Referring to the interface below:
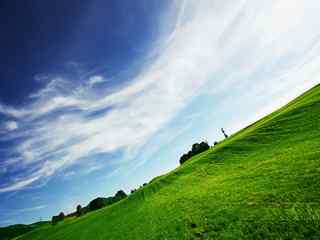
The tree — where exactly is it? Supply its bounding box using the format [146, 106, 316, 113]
[114, 190, 127, 200]
[76, 205, 82, 217]
[58, 212, 65, 220]
[89, 198, 107, 211]
[51, 216, 58, 226]
[192, 143, 201, 153]
[179, 141, 210, 165]
[187, 150, 193, 159]
[199, 141, 210, 152]
[179, 153, 189, 165]
[52, 212, 64, 226]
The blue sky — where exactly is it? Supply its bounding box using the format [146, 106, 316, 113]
[1, 0, 320, 226]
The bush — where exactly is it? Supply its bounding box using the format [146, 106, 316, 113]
[179, 141, 210, 165]
[180, 154, 189, 165]
[114, 190, 127, 200]
[59, 212, 65, 219]
[51, 212, 64, 226]
[51, 216, 58, 226]
[89, 198, 107, 211]
[192, 143, 201, 153]
[199, 142, 210, 152]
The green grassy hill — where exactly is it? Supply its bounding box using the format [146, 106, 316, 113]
[0, 224, 33, 240]
[0, 222, 50, 240]
[8, 84, 320, 239]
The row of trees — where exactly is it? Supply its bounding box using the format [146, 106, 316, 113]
[51, 130, 229, 225]
[179, 129, 230, 165]
[179, 141, 210, 164]
[88, 190, 127, 212]
[130, 182, 148, 194]
[51, 190, 127, 225]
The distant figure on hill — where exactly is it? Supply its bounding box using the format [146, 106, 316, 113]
[221, 128, 228, 139]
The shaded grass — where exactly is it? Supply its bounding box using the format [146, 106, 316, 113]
[10, 84, 320, 239]
[0, 222, 50, 240]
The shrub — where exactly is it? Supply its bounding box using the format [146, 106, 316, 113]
[199, 141, 210, 152]
[114, 190, 127, 200]
[89, 198, 107, 211]
[51, 212, 64, 226]
[192, 143, 201, 153]
[179, 141, 210, 165]
[51, 216, 58, 226]
[59, 212, 65, 219]
[179, 154, 189, 165]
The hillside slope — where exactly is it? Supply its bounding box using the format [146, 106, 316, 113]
[14, 84, 320, 239]
[0, 222, 50, 240]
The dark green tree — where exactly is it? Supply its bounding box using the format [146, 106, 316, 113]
[51, 212, 65, 226]
[89, 198, 107, 211]
[76, 205, 82, 217]
[179, 141, 210, 165]
[114, 190, 127, 200]
[179, 153, 189, 164]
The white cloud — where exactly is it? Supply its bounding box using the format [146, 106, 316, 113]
[22, 151, 35, 162]
[1, 0, 320, 192]
[5, 121, 18, 131]
[88, 75, 106, 86]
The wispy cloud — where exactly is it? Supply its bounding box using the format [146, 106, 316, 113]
[1, 0, 320, 193]
[0, 176, 41, 193]
[14, 205, 46, 213]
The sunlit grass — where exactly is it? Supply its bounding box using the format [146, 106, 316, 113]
[14, 84, 320, 239]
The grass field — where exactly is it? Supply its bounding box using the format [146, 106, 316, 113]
[5, 84, 320, 239]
